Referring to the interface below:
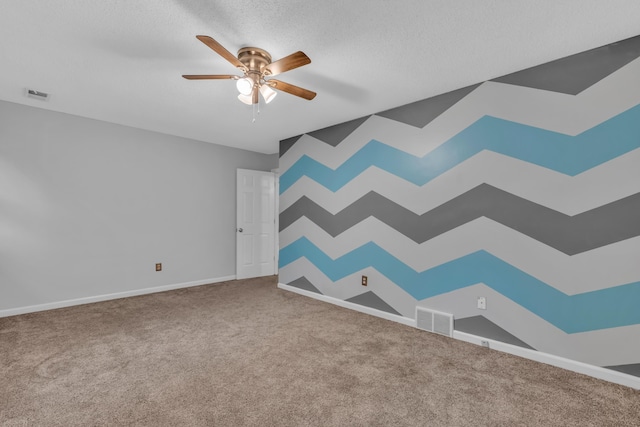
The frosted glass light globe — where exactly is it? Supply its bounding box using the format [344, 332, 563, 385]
[236, 77, 253, 96]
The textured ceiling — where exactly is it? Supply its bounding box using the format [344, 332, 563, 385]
[1, 1, 640, 154]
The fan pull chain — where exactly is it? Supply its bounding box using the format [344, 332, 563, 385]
[251, 91, 261, 123]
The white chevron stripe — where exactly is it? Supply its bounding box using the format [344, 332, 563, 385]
[280, 217, 640, 295]
[280, 148, 640, 216]
[280, 57, 640, 170]
[279, 258, 417, 318]
[422, 283, 640, 367]
[280, 261, 640, 367]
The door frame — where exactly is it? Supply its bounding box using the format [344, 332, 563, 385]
[235, 168, 279, 279]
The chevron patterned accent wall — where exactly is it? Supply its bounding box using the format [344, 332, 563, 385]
[278, 35, 640, 378]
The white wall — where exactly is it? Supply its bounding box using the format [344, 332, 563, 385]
[0, 100, 277, 312]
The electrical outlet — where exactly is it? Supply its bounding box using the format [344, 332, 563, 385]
[155, 263, 162, 272]
[477, 296, 486, 310]
[361, 275, 368, 286]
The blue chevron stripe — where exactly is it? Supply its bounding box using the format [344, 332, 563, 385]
[280, 103, 640, 193]
[279, 238, 640, 333]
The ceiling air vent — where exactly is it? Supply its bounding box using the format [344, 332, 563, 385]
[25, 88, 49, 101]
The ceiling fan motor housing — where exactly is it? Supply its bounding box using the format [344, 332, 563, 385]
[238, 47, 272, 84]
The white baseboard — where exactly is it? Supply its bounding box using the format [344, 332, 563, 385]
[278, 283, 640, 390]
[278, 283, 417, 327]
[0, 275, 236, 318]
[453, 331, 640, 390]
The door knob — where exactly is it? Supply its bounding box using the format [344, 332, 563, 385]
[237, 228, 243, 232]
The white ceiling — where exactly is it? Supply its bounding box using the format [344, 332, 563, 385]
[1, 1, 640, 154]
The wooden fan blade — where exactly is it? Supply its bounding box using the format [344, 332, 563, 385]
[182, 74, 238, 80]
[268, 79, 316, 100]
[263, 51, 310, 76]
[195, 35, 246, 71]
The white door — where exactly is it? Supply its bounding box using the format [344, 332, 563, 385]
[236, 169, 276, 279]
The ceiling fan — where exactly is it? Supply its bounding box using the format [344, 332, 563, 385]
[183, 35, 316, 105]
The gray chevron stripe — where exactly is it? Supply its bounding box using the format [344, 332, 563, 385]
[279, 36, 640, 152]
[605, 364, 640, 378]
[455, 316, 535, 350]
[492, 35, 640, 95]
[375, 84, 481, 128]
[307, 116, 371, 147]
[279, 135, 303, 157]
[279, 184, 640, 255]
[287, 276, 323, 294]
[345, 291, 401, 316]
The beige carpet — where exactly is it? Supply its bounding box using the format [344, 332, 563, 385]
[1, 276, 638, 426]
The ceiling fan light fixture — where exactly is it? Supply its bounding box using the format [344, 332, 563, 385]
[236, 77, 254, 95]
[184, 36, 315, 106]
[259, 84, 277, 104]
[237, 93, 253, 105]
